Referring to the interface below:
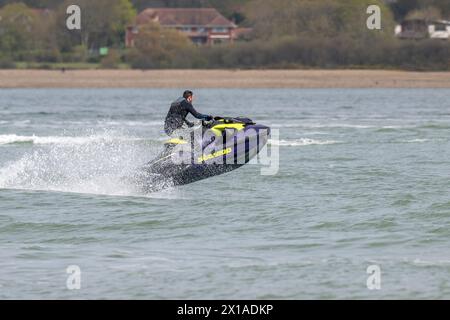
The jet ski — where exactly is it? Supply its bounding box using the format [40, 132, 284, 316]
[134, 116, 270, 192]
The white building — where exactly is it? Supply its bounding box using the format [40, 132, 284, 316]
[395, 19, 450, 40]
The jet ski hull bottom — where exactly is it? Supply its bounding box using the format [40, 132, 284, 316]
[135, 163, 243, 193]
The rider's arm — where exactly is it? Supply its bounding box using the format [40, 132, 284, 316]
[182, 100, 211, 120]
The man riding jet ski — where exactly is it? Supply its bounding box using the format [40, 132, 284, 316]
[132, 91, 271, 192]
[164, 90, 213, 136]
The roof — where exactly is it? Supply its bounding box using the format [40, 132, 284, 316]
[136, 8, 237, 28]
[30, 8, 52, 16]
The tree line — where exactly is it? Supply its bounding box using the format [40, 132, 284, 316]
[0, 0, 449, 70]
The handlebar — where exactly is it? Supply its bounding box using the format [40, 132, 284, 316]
[197, 116, 226, 128]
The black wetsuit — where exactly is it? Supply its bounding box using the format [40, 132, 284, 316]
[164, 97, 210, 135]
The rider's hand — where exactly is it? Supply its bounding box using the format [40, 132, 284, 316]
[206, 115, 213, 121]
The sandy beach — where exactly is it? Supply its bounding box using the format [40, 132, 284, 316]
[0, 69, 450, 88]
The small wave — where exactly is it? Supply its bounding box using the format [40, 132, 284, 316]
[96, 120, 162, 127]
[304, 124, 375, 129]
[269, 138, 340, 146]
[0, 120, 34, 126]
[0, 134, 146, 146]
[419, 123, 450, 130]
[305, 131, 329, 135]
[403, 139, 429, 143]
[271, 123, 378, 129]
[411, 258, 450, 267]
[271, 123, 304, 128]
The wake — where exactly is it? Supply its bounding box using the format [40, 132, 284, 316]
[0, 131, 169, 197]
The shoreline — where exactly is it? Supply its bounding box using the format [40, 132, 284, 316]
[1, 69, 450, 88]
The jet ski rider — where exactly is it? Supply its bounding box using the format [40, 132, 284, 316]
[164, 90, 213, 136]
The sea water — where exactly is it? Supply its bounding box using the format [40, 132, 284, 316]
[1, 88, 449, 299]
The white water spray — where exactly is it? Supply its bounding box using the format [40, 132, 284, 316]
[0, 131, 167, 196]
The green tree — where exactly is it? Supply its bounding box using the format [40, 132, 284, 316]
[406, 7, 442, 21]
[131, 0, 214, 11]
[245, 0, 395, 40]
[127, 22, 196, 68]
[0, 0, 61, 9]
[100, 49, 122, 68]
[390, 0, 450, 20]
[55, 0, 136, 52]
[0, 3, 39, 59]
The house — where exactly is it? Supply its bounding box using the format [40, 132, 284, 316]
[428, 20, 450, 39]
[126, 8, 238, 47]
[395, 19, 450, 40]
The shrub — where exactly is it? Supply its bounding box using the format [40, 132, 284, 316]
[0, 57, 17, 69]
[100, 49, 122, 69]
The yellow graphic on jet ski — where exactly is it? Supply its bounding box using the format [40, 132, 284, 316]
[198, 148, 232, 162]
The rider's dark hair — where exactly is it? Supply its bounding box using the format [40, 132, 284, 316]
[183, 90, 193, 99]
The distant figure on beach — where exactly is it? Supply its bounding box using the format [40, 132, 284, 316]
[164, 90, 212, 136]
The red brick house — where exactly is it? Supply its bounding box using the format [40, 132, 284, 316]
[126, 8, 238, 47]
